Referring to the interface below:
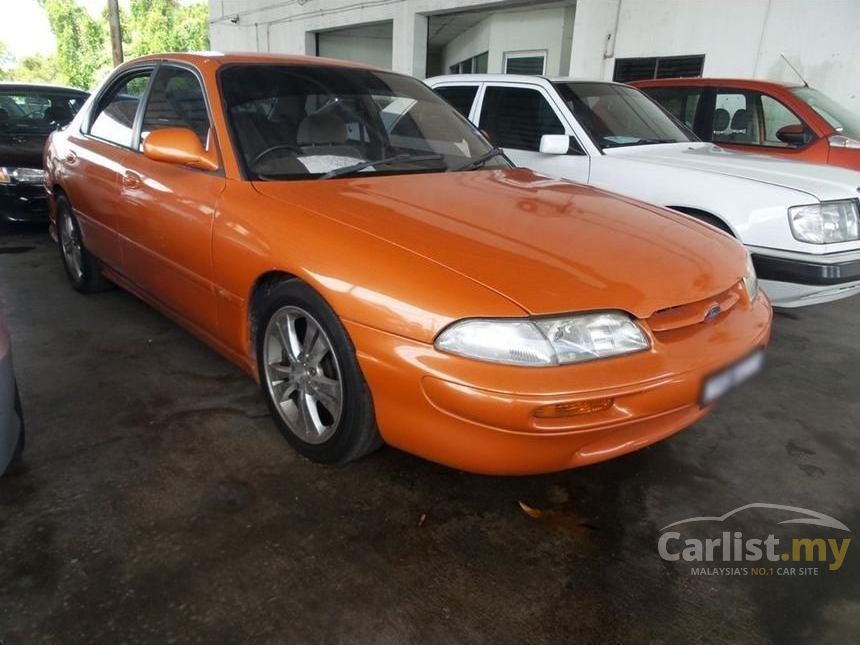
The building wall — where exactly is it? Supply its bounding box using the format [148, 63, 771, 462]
[209, 0, 513, 77]
[209, 0, 859, 111]
[441, 6, 570, 75]
[570, 0, 860, 112]
[317, 24, 394, 69]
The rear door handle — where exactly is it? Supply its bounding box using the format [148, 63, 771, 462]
[122, 171, 141, 189]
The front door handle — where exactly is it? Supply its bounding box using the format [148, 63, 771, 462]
[63, 151, 77, 164]
[122, 171, 141, 189]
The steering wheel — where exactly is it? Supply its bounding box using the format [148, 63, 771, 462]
[251, 143, 303, 167]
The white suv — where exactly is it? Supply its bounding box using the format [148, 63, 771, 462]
[427, 75, 860, 307]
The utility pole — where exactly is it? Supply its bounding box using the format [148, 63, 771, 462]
[107, 0, 123, 66]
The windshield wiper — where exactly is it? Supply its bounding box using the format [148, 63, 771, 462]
[319, 153, 444, 180]
[450, 147, 506, 172]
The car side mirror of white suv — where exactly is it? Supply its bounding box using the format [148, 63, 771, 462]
[540, 134, 585, 156]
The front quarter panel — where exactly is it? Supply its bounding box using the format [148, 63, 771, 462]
[211, 181, 526, 364]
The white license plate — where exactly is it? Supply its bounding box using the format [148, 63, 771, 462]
[701, 350, 764, 405]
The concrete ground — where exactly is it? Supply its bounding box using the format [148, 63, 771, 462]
[0, 228, 857, 645]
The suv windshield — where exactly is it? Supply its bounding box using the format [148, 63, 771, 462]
[0, 88, 86, 134]
[791, 87, 860, 140]
[553, 82, 696, 149]
[221, 65, 506, 180]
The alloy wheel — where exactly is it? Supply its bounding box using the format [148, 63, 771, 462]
[263, 305, 344, 444]
[60, 210, 83, 283]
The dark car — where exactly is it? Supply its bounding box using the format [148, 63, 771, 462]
[0, 83, 87, 224]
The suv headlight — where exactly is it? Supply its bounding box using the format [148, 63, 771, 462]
[742, 253, 758, 302]
[434, 311, 650, 367]
[788, 200, 859, 244]
[0, 167, 46, 185]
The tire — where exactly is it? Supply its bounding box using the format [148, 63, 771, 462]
[255, 280, 382, 464]
[56, 195, 110, 293]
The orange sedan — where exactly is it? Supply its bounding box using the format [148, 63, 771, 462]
[45, 53, 772, 475]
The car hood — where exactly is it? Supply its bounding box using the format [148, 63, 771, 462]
[254, 168, 747, 319]
[605, 142, 860, 201]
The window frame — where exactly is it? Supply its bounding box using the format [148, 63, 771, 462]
[708, 86, 817, 152]
[136, 61, 221, 169]
[473, 80, 586, 154]
[85, 61, 221, 173]
[83, 64, 157, 151]
[502, 50, 547, 75]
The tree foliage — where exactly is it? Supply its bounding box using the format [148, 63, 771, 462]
[43, 0, 109, 88]
[3, 1, 209, 89]
[125, 0, 209, 58]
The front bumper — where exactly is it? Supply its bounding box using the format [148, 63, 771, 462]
[0, 183, 50, 223]
[751, 247, 860, 307]
[345, 294, 772, 475]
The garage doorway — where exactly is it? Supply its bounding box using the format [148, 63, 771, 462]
[315, 21, 393, 69]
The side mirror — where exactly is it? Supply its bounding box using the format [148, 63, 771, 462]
[539, 134, 585, 155]
[143, 127, 218, 171]
[776, 124, 810, 147]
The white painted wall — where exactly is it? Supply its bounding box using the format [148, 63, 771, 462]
[440, 6, 570, 74]
[209, 0, 513, 77]
[209, 0, 860, 111]
[569, 0, 860, 112]
[317, 24, 393, 69]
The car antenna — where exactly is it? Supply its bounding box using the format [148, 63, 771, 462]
[780, 54, 809, 87]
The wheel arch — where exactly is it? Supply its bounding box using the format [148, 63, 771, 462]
[247, 269, 300, 362]
[667, 205, 738, 238]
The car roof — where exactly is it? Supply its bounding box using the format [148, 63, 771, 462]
[428, 73, 628, 87]
[631, 77, 804, 89]
[0, 81, 88, 94]
[129, 51, 383, 71]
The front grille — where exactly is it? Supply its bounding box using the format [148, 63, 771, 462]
[647, 282, 744, 333]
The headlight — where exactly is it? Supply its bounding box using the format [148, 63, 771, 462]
[742, 253, 759, 302]
[788, 200, 859, 244]
[434, 311, 650, 367]
[0, 167, 46, 185]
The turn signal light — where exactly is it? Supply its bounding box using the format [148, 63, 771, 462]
[533, 397, 615, 419]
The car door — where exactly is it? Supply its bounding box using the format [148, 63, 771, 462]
[707, 88, 820, 162]
[475, 82, 590, 183]
[117, 63, 225, 336]
[64, 66, 155, 270]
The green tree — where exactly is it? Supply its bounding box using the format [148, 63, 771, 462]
[12, 54, 62, 84]
[125, 0, 209, 57]
[43, 0, 109, 88]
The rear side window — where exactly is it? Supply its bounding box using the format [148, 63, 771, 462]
[140, 66, 210, 148]
[642, 87, 702, 129]
[89, 70, 152, 147]
[712, 90, 760, 144]
[479, 86, 564, 151]
[434, 85, 478, 118]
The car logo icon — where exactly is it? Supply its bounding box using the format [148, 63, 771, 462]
[704, 304, 721, 322]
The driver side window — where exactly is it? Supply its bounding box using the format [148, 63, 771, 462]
[479, 86, 565, 151]
[89, 69, 153, 148]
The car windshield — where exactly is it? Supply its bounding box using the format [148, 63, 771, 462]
[791, 87, 860, 140]
[221, 65, 507, 180]
[0, 88, 86, 134]
[553, 82, 696, 149]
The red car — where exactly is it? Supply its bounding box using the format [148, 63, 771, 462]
[632, 78, 860, 171]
